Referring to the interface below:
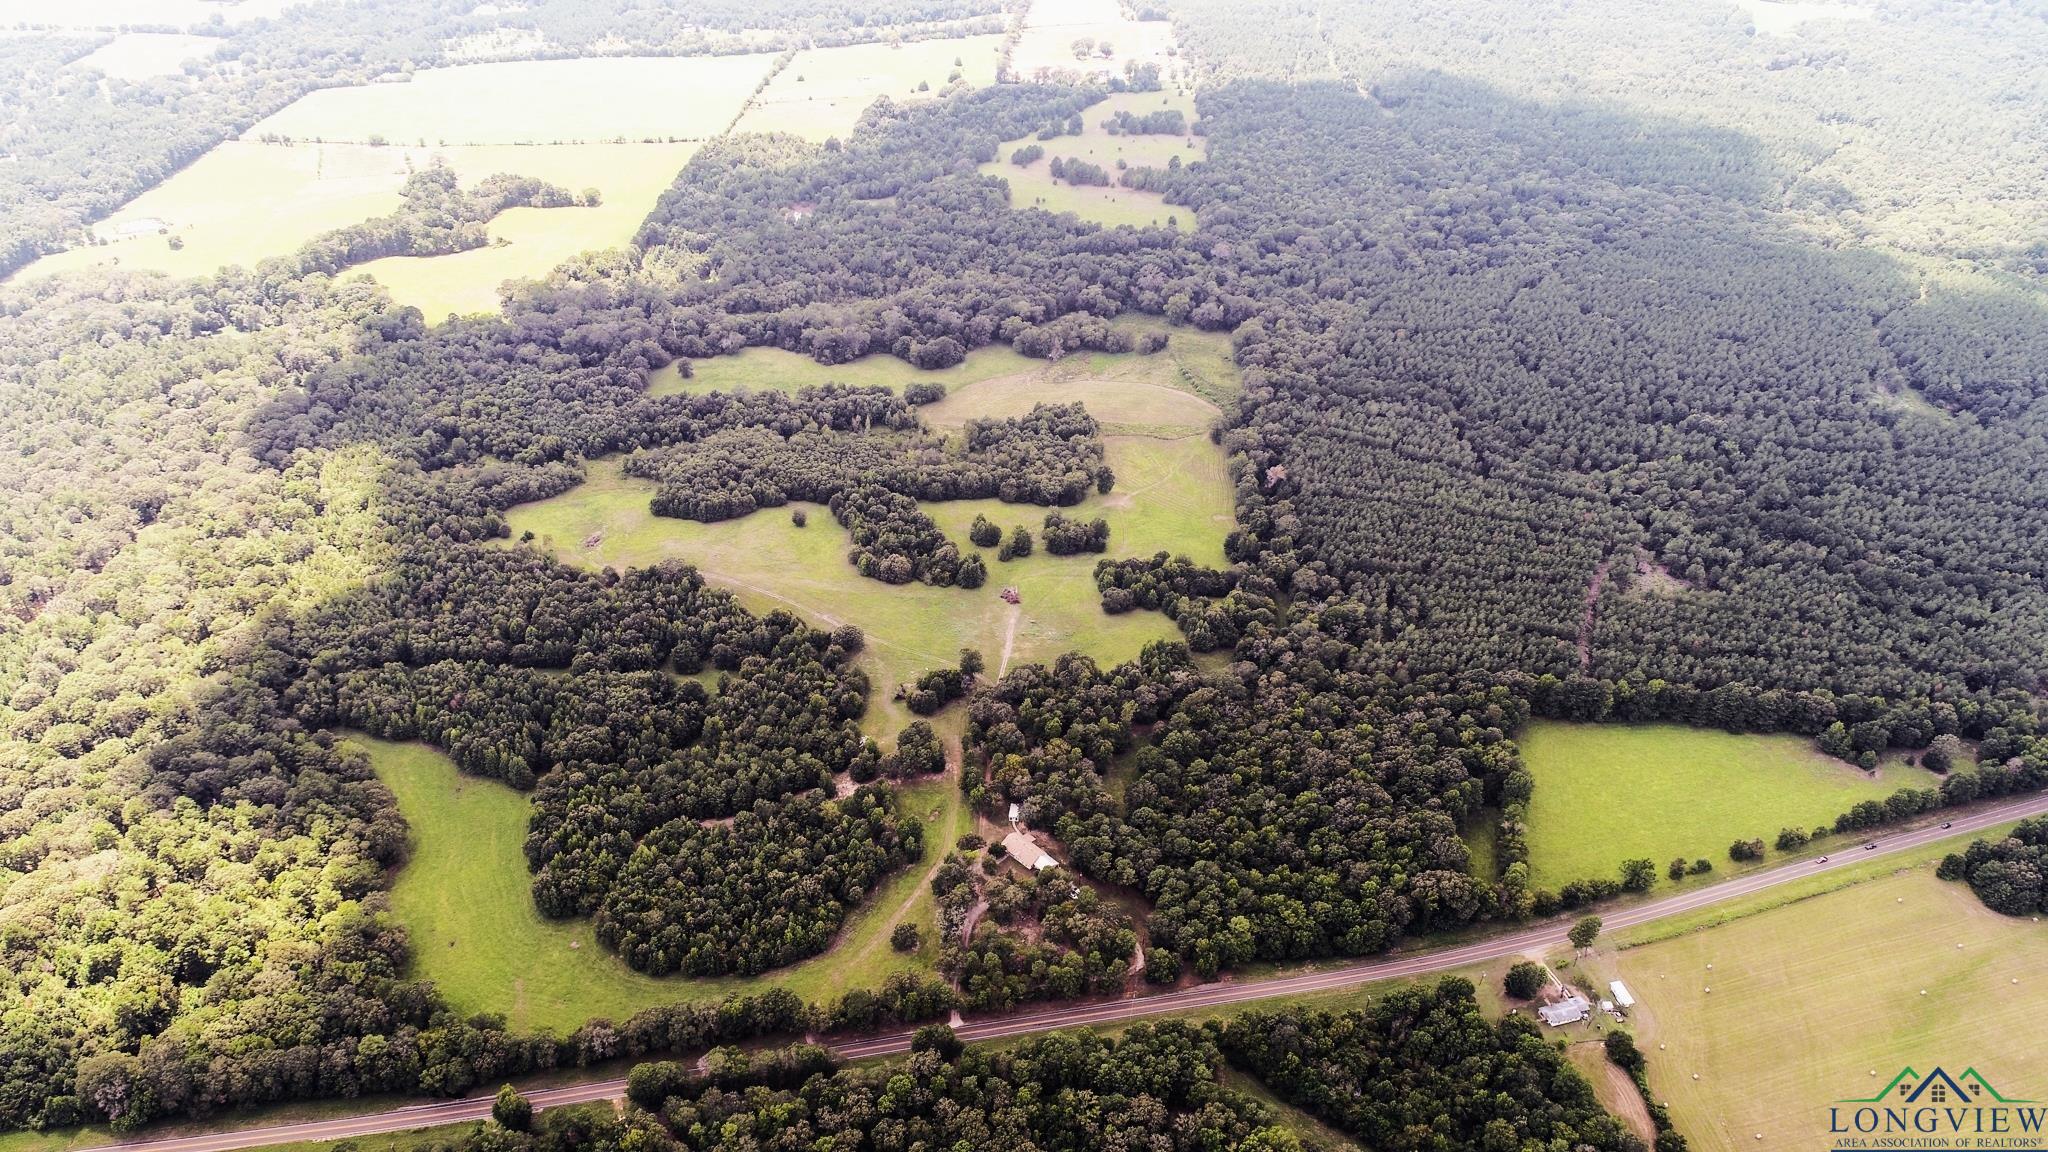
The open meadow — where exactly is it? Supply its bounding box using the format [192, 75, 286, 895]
[1008, 0, 1180, 84]
[1519, 720, 1942, 889]
[980, 89, 1203, 229]
[733, 34, 1005, 141]
[1592, 869, 2048, 1151]
[68, 33, 220, 80]
[244, 55, 776, 146]
[515, 338, 1234, 735]
[352, 733, 973, 1034]
[0, 0, 323, 25]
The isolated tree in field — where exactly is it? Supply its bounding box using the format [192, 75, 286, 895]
[1568, 916, 1603, 951]
[890, 923, 921, 952]
[957, 553, 987, 588]
[492, 1085, 531, 1131]
[959, 648, 984, 676]
[1668, 857, 1688, 882]
[1729, 838, 1765, 861]
[1690, 859, 1714, 875]
[1503, 961, 1547, 999]
[1620, 858, 1656, 892]
[790, 507, 807, 527]
[969, 514, 1001, 547]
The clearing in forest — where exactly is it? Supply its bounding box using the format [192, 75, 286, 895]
[68, 33, 221, 80]
[1519, 721, 1942, 889]
[18, 141, 691, 293]
[1593, 869, 2048, 1152]
[244, 54, 777, 145]
[981, 89, 1204, 230]
[733, 34, 1006, 141]
[511, 335, 1236, 736]
[1008, 0, 1180, 84]
[353, 732, 973, 1033]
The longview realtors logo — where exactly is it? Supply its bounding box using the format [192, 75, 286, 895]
[1828, 1067, 2046, 1150]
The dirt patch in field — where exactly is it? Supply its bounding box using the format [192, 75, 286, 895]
[1573, 1044, 1657, 1144]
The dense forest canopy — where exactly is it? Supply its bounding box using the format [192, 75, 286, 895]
[4, 0, 2048, 1139]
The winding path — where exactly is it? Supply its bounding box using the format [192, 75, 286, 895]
[74, 790, 2048, 1152]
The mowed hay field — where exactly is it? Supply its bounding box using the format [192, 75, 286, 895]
[734, 35, 1005, 141]
[512, 338, 1236, 735]
[1008, 0, 1179, 83]
[357, 142, 697, 317]
[245, 54, 776, 145]
[22, 141, 693, 310]
[1519, 721, 1940, 888]
[1597, 870, 2048, 1151]
[354, 733, 973, 1033]
[981, 90, 1203, 229]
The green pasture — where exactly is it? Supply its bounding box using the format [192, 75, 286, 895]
[359, 142, 698, 317]
[1519, 721, 1942, 889]
[245, 54, 776, 145]
[979, 90, 1203, 229]
[69, 32, 221, 80]
[1594, 869, 2048, 1152]
[352, 733, 972, 1034]
[735, 34, 1006, 141]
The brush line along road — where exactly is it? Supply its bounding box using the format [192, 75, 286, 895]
[79, 790, 2048, 1152]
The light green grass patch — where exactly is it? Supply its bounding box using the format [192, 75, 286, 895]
[649, 344, 1043, 397]
[246, 55, 777, 146]
[735, 34, 1006, 141]
[353, 733, 972, 1034]
[1519, 721, 1941, 890]
[1596, 870, 2048, 1152]
[358, 142, 698, 317]
[979, 90, 1202, 229]
[69, 32, 220, 79]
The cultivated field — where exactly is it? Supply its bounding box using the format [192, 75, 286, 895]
[69, 33, 220, 79]
[245, 54, 776, 145]
[980, 90, 1203, 229]
[354, 733, 973, 1033]
[1519, 721, 1939, 889]
[1596, 869, 2048, 1151]
[357, 142, 697, 316]
[734, 34, 1005, 141]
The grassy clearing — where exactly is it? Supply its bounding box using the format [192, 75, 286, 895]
[359, 143, 697, 317]
[353, 733, 973, 1033]
[1009, 0, 1181, 85]
[979, 89, 1203, 229]
[19, 141, 690, 286]
[735, 34, 1005, 141]
[1566, 1044, 1656, 1145]
[1519, 721, 1941, 889]
[1588, 870, 2048, 1152]
[246, 55, 776, 146]
[1217, 1068, 1366, 1151]
[69, 32, 220, 79]
[526, 341, 1235, 733]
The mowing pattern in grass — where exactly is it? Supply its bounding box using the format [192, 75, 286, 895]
[734, 35, 1006, 141]
[245, 55, 777, 145]
[1519, 720, 1938, 889]
[1604, 870, 2048, 1152]
[355, 733, 972, 1033]
[978, 90, 1203, 229]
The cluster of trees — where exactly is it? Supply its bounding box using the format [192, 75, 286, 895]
[295, 165, 581, 278]
[1221, 978, 1647, 1151]
[623, 1024, 1304, 1152]
[934, 862, 1139, 1010]
[968, 624, 1522, 980]
[1940, 819, 2048, 917]
[1102, 107, 1186, 135]
[1048, 156, 1112, 186]
[1039, 510, 1111, 555]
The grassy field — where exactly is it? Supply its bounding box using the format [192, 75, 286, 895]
[358, 143, 697, 317]
[18, 141, 691, 286]
[535, 339, 1237, 732]
[1009, 0, 1181, 85]
[735, 34, 1005, 141]
[246, 55, 776, 145]
[70, 32, 220, 79]
[354, 733, 973, 1033]
[980, 90, 1203, 229]
[0, 0, 319, 25]
[1519, 721, 1941, 889]
[1590, 869, 2048, 1152]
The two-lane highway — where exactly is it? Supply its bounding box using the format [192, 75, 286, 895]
[80, 790, 2048, 1152]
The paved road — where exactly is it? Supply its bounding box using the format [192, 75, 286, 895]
[83, 791, 2048, 1152]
